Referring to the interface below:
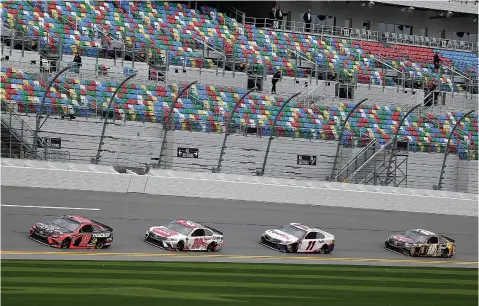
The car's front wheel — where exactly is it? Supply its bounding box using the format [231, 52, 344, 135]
[289, 243, 298, 253]
[95, 240, 105, 249]
[61, 237, 71, 249]
[318, 245, 328, 254]
[206, 242, 217, 252]
[402, 249, 411, 256]
[176, 241, 185, 251]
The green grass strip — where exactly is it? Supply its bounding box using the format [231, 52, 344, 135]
[2, 260, 477, 306]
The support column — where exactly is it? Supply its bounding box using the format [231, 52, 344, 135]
[158, 81, 198, 168]
[329, 98, 368, 181]
[214, 87, 257, 173]
[258, 91, 302, 176]
[92, 73, 137, 164]
[434, 110, 475, 191]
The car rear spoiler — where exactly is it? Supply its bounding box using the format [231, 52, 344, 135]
[441, 235, 455, 243]
[92, 220, 113, 232]
[203, 225, 223, 236]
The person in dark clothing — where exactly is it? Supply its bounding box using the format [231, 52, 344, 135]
[303, 9, 312, 32]
[276, 6, 283, 29]
[269, 5, 276, 28]
[433, 52, 441, 73]
[271, 70, 281, 94]
[73, 52, 82, 73]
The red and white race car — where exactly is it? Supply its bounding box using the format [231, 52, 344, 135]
[144, 219, 224, 252]
[260, 223, 335, 254]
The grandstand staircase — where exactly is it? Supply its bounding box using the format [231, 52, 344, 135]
[340, 137, 409, 187]
[0, 102, 41, 159]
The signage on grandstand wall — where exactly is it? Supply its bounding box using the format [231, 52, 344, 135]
[44, 151, 70, 161]
[297, 155, 317, 166]
[36, 137, 61, 149]
[177, 147, 199, 158]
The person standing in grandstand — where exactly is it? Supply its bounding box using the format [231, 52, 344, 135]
[269, 5, 277, 28]
[433, 52, 442, 73]
[73, 52, 82, 73]
[303, 9, 312, 32]
[276, 6, 283, 29]
[271, 70, 282, 94]
[101, 31, 111, 58]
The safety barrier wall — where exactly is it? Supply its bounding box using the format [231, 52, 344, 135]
[1, 158, 477, 217]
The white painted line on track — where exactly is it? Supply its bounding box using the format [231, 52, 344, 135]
[1, 204, 100, 211]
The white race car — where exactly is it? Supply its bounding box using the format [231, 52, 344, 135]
[145, 219, 224, 252]
[260, 223, 335, 254]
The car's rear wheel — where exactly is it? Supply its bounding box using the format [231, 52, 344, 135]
[207, 242, 217, 252]
[61, 238, 71, 249]
[441, 249, 450, 258]
[176, 241, 185, 251]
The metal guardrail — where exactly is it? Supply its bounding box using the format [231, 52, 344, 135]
[244, 17, 476, 53]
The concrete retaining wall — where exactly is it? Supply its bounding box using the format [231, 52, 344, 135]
[2, 158, 477, 217]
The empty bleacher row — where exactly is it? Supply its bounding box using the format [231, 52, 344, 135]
[1, 0, 477, 93]
[2, 65, 477, 161]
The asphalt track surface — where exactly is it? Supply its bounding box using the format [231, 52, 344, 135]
[1, 186, 478, 268]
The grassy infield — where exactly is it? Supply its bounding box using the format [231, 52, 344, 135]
[1, 260, 477, 306]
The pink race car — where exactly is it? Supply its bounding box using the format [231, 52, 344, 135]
[29, 215, 113, 249]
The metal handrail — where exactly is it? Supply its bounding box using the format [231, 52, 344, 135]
[335, 138, 379, 180]
[346, 138, 395, 181]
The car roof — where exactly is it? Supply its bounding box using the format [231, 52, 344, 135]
[62, 215, 92, 225]
[411, 229, 436, 236]
[174, 219, 202, 229]
[289, 223, 333, 236]
[290, 223, 319, 232]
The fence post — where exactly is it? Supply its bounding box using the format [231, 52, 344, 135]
[157, 81, 198, 168]
[384, 102, 422, 185]
[329, 98, 368, 181]
[33, 66, 71, 158]
[434, 110, 475, 191]
[257, 90, 302, 176]
[214, 87, 257, 173]
[91, 73, 136, 164]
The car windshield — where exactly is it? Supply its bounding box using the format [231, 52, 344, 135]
[50, 218, 80, 232]
[404, 231, 427, 243]
[278, 225, 307, 239]
[165, 222, 193, 236]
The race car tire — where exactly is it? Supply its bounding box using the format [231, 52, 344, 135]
[61, 237, 71, 249]
[318, 245, 328, 254]
[260, 236, 266, 244]
[402, 249, 411, 256]
[176, 241, 185, 251]
[95, 240, 105, 249]
[206, 242, 217, 252]
[441, 249, 450, 258]
[289, 243, 298, 253]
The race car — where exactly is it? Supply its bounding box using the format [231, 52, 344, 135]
[385, 228, 455, 257]
[260, 223, 335, 254]
[29, 215, 113, 249]
[144, 219, 224, 252]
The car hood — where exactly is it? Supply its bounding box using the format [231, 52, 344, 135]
[264, 229, 299, 243]
[390, 234, 415, 244]
[35, 221, 71, 236]
[150, 226, 183, 239]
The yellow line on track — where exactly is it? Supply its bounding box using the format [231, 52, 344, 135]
[1, 251, 477, 265]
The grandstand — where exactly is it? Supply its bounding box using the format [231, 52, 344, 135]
[1, 1, 477, 194]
